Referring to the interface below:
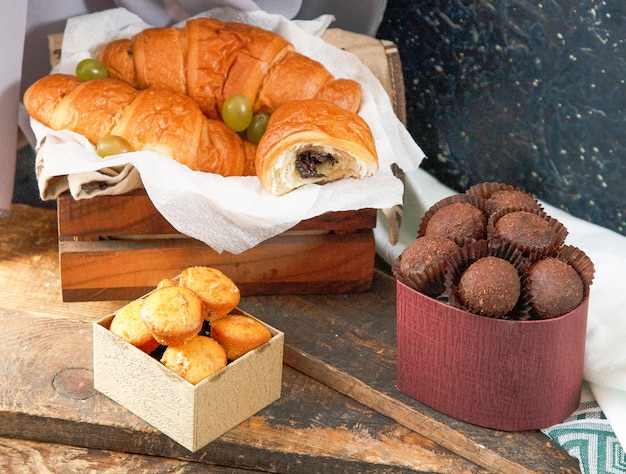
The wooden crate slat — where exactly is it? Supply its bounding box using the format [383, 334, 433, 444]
[59, 231, 375, 301]
[57, 190, 377, 239]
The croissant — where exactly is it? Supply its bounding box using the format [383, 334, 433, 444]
[255, 99, 378, 196]
[23, 74, 247, 176]
[97, 18, 362, 118]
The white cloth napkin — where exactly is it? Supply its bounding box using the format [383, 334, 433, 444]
[375, 166, 626, 449]
[32, 7, 424, 254]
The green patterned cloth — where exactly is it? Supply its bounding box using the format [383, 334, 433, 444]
[542, 384, 626, 473]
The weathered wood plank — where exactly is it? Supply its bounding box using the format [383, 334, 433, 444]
[0, 204, 579, 472]
[0, 437, 256, 474]
[0, 204, 486, 473]
[57, 189, 376, 238]
[239, 274, 582, 474]
[0, 312, 482, 473]
[58, 230, 375, 301]
[55, 188, 376, 301]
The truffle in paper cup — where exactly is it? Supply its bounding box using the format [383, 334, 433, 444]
[443, 239, 530, 320]
[392, 235, 460, 297]
[487, 208, 568, 259]
[466, 181, 543, 215]
[396, 279, 589, 431]
[417, 194, 488, 246]
[525, 245, 595, 319]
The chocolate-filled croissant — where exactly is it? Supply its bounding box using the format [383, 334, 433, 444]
[255, 99, 378, 196]
[98, 18, 362, 118]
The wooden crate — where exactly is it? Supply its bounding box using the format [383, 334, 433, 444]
[58, 189, 377, 301]
[51, 28, 402, 302]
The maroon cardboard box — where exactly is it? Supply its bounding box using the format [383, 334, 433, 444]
[396, 280, 588, 431]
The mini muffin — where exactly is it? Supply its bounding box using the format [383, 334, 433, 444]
[423, 201, 487, 244]
[109, 298, 159, 354]
[161, 335, 227, 385]
[211, 314, 272, 360]
[179, 266, 240, 322]
[526, 257, 584, 319]
[392, 235, 460, 296]
[140, 286, 204, 346]
[156, 278, 178, 289]
[456, 256, 521, 317]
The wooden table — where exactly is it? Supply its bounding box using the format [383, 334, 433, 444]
[0, 203, 581, 473]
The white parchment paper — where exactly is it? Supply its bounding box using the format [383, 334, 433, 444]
[32, 7, 424, 254]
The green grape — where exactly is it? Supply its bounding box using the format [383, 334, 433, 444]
[221, 94, 253, 132]
[246, 113, 270, 144]
[96, 135, 133, 157]
[76, 58, 109, 81]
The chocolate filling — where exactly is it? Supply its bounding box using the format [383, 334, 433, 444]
[295, 150, 337, 178]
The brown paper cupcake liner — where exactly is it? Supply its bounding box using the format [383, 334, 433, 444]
[392, 236, 461, 298]
[443, 240, 531, 320]
[556, 245, 596, 297]
[487, 208, 568, 259]
[524, 247, 593, 320]
[465, 182, 516, 199]
[525, 245, 595, 319]
[466, 182, 543, 216]
[417, 194, 489, 246]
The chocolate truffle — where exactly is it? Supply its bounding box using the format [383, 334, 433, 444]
[425, 202, 487, 243]
[492, 211, 559, 253]
[527, 258, 584, 318]
[394, 236, 460, 295]
[457, 256, 521, 316]
[486, 189, 541, 214]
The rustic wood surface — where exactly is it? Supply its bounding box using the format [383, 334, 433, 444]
[0, 204, 580, 473]
[57, 190, 377, 301]
[240, 282, 581, 474]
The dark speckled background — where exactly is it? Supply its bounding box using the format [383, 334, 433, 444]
[377, 0, 625, 235]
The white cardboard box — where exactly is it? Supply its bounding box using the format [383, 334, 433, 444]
[93, 310, 284, 452]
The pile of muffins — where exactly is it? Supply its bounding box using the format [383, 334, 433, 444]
[392, 182, 595, 320]
[109, 266, 272, 384]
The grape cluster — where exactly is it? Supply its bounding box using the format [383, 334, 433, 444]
[221, 94, 269, 144]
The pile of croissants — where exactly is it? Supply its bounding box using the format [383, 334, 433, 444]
[24, 18, 379, 196]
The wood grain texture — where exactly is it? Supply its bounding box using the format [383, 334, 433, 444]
[57, 189, 377, 238]
[0, 314, 482, 473]
[238, 274, 582, 474]
[0, 204, 487, 473]
[56, 189, 376, 301]
[0, 437, 257, 474]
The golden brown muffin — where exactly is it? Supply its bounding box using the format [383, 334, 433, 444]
[140, 286, 204, 346]
[161, 335, 227, 385]
[178, 266, 240, 323]
[109, 298, 159, 354]
[156, 278, 178, 289]
[210, 314, 272, 360]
